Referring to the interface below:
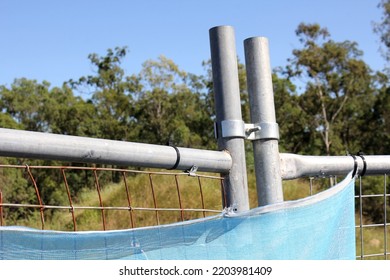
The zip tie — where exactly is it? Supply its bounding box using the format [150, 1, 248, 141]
[168, 144, 181, 170]
[350, 154, 358, 178]
[357, 151, 367, 177]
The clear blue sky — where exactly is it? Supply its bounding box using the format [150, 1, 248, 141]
[0, 0, 385, 88]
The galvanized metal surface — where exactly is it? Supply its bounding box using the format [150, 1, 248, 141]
[0, 128, 232, 173]
[220, 119, 246, 138]
[209, 25, 249, 212]
[280, 153, 390, 179]
[244, 36, 284, 206]
[245, 122, 279, 141]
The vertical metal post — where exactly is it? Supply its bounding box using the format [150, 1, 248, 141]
[209, 26, 249, 212]
[244, 37, 284, 206]
[384, 174, 388, 259]
[359, 176, 364, 259]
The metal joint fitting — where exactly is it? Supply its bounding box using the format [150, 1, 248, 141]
[245, 122, 280, 141]
[215, 120, 280, 141]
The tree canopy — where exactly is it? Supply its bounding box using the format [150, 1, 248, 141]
[374, 0, 390, 65]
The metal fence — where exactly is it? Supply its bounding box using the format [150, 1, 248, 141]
[355, 174, 389, 260]
[0, 25, 389, 260]
[0, 164, 388, 259]
[0, 164, 225, 231]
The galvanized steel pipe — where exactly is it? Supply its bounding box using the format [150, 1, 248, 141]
[0, 128, 232, 173]
[244, 36, 284, 206]
[280, 153, 390, 180]
[209, 26, 250, 212]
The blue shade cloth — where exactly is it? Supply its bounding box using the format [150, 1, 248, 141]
[0, 173, 355, 260]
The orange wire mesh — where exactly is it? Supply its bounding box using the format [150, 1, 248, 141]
[0, 164, 225, 231]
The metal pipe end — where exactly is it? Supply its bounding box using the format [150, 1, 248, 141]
[209, 25, 234, 32]
[244, 36, 269, 44]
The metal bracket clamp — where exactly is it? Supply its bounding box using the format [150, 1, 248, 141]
[215, 120, 279, 141]
[213, 120, 246, 139]
[245, 122, 280, 141]
[220, 120, 246, 138]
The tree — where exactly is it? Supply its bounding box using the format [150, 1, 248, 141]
[0, 78, 52, 131]
[358, 72, 390, 155]
[135, 56, 213, 148]
[271, 73, 308, 153]
[45, 85, 100, 137]
[285, 23, 373, 155]
[68, 47, 141, 141]
[374, 0, 390, 65]
[371, 0, 390, 154]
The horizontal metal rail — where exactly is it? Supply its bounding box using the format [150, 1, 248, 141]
[355, 223, 390, 228]
[356, 253, 390, 259]
[0, 203, 222, 213]
[0, 128, 232, 173]
[280, 153, 390, 180]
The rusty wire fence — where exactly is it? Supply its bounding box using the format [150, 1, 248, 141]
[0, 164, 225, 232]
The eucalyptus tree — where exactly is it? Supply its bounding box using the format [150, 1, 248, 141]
[374, 0, 390, 65]
[372, 0, 390, 154]
[68, 47, 141, 141]
[0, 78, 52, 131]
[285, 23, 373, 155]
[135, 55, 213, 148]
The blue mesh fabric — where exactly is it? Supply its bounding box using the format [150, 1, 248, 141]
[0, 173, 355, 260]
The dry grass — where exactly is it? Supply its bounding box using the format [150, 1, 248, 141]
[33, 171, 225, 231]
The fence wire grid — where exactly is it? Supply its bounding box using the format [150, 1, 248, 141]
[0, 164, 225, 232]
[355, 175, 389, 260]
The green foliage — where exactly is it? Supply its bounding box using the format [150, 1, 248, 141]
[0, 159, 35, 223]
[358, 73, 390, 155]
[374, 0, 390, 64]
[0, 79, 51, 131]
[68, 46, 140, 141]
[134, 56, 214, 148]
[284, 23, 374, 155]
